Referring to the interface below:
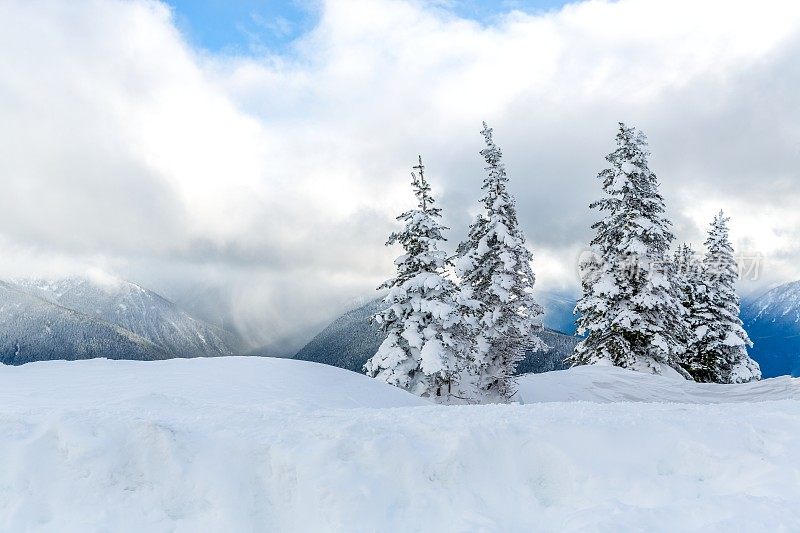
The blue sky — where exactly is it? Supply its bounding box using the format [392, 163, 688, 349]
[166, 0, 571, 54]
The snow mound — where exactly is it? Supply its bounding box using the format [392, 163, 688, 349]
[1, 358, 799, 532]
[517, 365, 800, 404]
[0, 357, 426, 411]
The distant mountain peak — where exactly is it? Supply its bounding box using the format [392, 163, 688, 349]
[749, 280, 800, 323]
[1, 276, 246, 365]
[741, 280, 800, 377]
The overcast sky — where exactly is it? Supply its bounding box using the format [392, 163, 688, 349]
[0, 0, 799, 353]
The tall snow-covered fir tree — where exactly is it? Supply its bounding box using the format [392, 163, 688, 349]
[686, 212, 761, 383]
[455, 122, 545, 403]
[364, 156, 466, 402]
[570, 123, 688, 376]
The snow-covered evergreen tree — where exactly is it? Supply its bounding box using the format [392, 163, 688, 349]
[672, 243, 704, 377]
[570, 123, 687, 376]
[455, 123, 545, 403]
[688, 212, 761, 383]
[364, 156, 466, 401]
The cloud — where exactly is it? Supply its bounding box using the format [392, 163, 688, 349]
[0, 0, 799, 351]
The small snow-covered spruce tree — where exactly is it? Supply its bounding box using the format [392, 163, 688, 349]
[570, 123, 688, 376]
[364, 156, 466, 402]
[673, 243, 705, 376]
[690, 212, 761, 383]
[455, 123, 545, 403]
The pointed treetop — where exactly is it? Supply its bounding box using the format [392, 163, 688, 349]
[707, 210, 732, 246]
[410, 154, 435, 213]
[616, 122, 633, 144]
[710, 211, 730, 242]
[481, 121, 493, 144]
[609, 122, 650, 167]
[480, 122, 502, 162]
[616, 121, 642, 141]
[479, 122, 508, 202]
[674, 242, 700, 280]
[704, 210, 736, 283]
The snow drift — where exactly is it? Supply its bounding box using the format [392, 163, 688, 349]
[1, 358, 798, 532]
[517, 364, 799, 404]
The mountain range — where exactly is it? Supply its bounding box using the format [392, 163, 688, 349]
[0, 276, 244, 364]
[3, 273, 799, 378]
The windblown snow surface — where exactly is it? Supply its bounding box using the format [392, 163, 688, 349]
[1, 358, 799, 532]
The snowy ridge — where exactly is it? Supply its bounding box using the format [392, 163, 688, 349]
[747, 280, 800, 322]
[741, 280, 800, 377]
[0, 358, 798, 531]
[0, 281, 171, 364]
[2, 276, 244, 364]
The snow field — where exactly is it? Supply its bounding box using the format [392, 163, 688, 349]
[517, 364, 800, 404]
[0, 357, 799, 532]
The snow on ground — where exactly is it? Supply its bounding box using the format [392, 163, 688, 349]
[517, 364, 800, 404]
[0, 357, 424, 412]
[1, 358, 799, 532]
